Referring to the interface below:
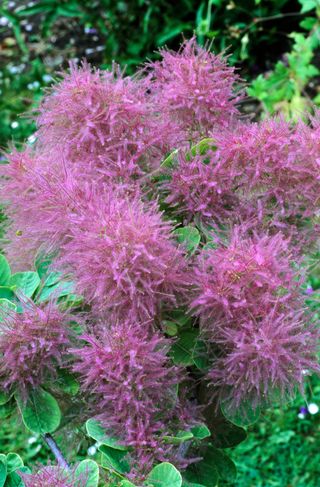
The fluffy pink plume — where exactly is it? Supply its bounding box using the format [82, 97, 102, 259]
[211, 117, 320, 245]
[36, 62, 177, 180]
[0, 299, 71, 398]
[192, 226, 299, 327]
[0, 38, 319, 465]
[147, 38, 242, 139]
[20, 465, 85, 487]
[58, 189, 190, 320]
[164, 148, 241, 224]
[72, 320, 187, 474]
[210, 309, 320, 411]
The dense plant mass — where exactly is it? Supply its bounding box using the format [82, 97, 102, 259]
[0, 38, 319, 486]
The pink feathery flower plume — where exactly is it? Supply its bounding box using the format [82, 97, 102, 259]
[19, 465, 86, 487]
[0, 299, 71, 399]
[36, 62, 177, 180]
[209, 309, 320, 412]
[191, 225, 300, 332]
[211, 117, 320, 248]
[72, 319, 186, 474]
[146, 38, 242, 141]
[58, 189, 190, 320]
[163, 148, 241, 224]
[1, 146, 140, 271]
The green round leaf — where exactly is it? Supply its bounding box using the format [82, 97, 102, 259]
[6, 454, 23, 474]
[205, 446, 237, 483]
[16, 388, 61, 434]
[221, 398, 261, 427]
[0, 255, 11, 286]
[9, 272, 40, 298]
[174, 227, 201, 254]
[211, 420, 247, 448]
[163, 430, 194, 445]
[184, 450, 219, 487]
[171, 329, 204, 367]
[56, 369, 79, 396]
[99, 445, 130, 474]
[146, 463, 182, 487]
[0, 455, 7, 487]
[0, 287, 15, 301]
[190, 424, 211, 440]
[5, 471, 25, 487]
[86, 419, 128, 451]
[75, 460, 99, 487]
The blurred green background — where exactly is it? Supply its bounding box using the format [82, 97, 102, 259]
[1, 1, 320, 486]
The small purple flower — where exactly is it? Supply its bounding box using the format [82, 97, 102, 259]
[299, 406, 308, 415]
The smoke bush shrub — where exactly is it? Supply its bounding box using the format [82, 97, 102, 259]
[0, 38, 319, 485]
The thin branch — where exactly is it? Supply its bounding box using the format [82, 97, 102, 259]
[43, 433, 70, 471]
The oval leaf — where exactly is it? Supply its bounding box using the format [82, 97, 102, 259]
[99, 446, 130, 474]
[190, 424, 211, 440]
[174, 227, 200, 254]
[86, 419, 128, 451]
[75, 460, 99, 487]
[0, 455, 7, 487]
[205, 446, 237, 483]
[0, 255, 11, 286]
[0, 287, 15, 301]
[211, 420, 247, 448]
[16, 388, 61, 434]
[221, 398, 261, 427]
[146, 462, 182, 487]
[10, 272, 40, 298]
[6, 453, 23, 474]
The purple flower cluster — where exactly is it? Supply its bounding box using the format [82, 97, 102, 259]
[20, 466, 84, 487]
[0, 38, 319, 476]
[0, 300, 71, 399]
[209, 310, 319, 411]
[72, 320, 185, 473]
[58, 189, 190, 320]
[163, 116, 320, 249]
[146, 38, 242, 138]
[191, 225, 319, 408]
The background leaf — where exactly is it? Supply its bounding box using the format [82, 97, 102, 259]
[16, 388, 61, 434]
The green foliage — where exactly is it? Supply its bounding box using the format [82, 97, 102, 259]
[9, 272, 40, 298]
[170, 328, 207, 369]
[86, 419, 128, 451]
[226, 376, 320, 487]
[74, 459, 99, 487]
[16, 388, 61, 434]
[221, 398, 261, 427]
[174, 226, 201, 254]
[0, 59, 52, 150]
[99, 445, 130, 475]
[0, 255, 11, 286]
[0, 453, 29, 487]
[146, 462, 182, 487]
[249, 2, 320, 118]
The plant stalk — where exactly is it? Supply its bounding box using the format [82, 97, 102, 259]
[43, 433, 70, 471]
